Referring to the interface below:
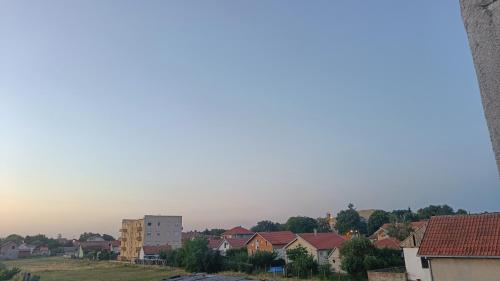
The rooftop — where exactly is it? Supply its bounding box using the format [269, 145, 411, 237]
[418, 213, 500, 257]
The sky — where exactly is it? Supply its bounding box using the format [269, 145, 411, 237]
[0, 1, 498, 239]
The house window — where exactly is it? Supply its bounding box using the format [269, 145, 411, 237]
[421, 257, 429, 269]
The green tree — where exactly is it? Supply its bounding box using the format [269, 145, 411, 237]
[316, 217, 331, 233]
[390, 208, 419, 222]
[367, 210, 390, 235]
[160, 248, 184, 267]
[201, 229, 226, 237]
[3, 234, 23, 244]
[0, 263, 20, 281]
[183, 237, 210, 272]
[79, 232, 101, 241]
[456, 209, 468, 215]
[386, 222, 412, 241]
[339, 237, 375, 277]
[286, 246, 318, 278]
[335, 204, 367, 235]
[285, 216, 318, 233]
[417, 205, 464, 219]
[251, 221, 283, 232]
[101, 234, 115, 241]
[248, 251, 277, 271]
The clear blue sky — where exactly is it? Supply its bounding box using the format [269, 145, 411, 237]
[1, 1, 498, 238]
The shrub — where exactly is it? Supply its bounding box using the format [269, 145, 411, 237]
[286, 246, 318, 278]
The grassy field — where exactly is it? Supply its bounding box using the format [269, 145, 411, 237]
[4, 257, 186, 281]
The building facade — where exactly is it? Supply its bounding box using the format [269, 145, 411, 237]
[418, 213, 500, 281]
[119, 215, 182, 261]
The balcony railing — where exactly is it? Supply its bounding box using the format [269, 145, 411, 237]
[136, 236, 142, 241]
[121, 247, 127, 251]
[120, 228, 128, 233]
[136, 227, 143, 232]
[121, 238, 127, 242]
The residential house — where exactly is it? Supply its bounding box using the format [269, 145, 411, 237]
[373, 237, 401, 250]
[87, 236, 105, 242]
[110, 240, 121, 254]
[217, 238, 248, 255]
[246, 231, 296, 259]
[327, 248, 344, 273]
[36, 246, 50, 256]
[370, 221, 427, 241]
[401, 222, 430, 281]
[208, 238, 222, 251]
[18, 243, 35, 258]
[74, 240, 113, 258]
[284, 232, 346, 268]
[61, 246, 77, 258]
[119, 215, 182, 261]
[417, 213, 500, 281]
[182, 231, 203, 244]
[139, 244, 171, 260]
[0, 241, 19, 259]
[221, 227, 254, 239]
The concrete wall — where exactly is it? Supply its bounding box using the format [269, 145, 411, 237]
[461, 0, 500, 175]
[367, 270, 406, 281]
[403, 248, 431, 281]
[430, 258, 500, 281]
[143, 215, 182, 249]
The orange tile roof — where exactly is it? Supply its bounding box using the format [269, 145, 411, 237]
[255, 231, 296, 247]
[297, 233, 346, 250]
[208, 238, 222, 249]
[223, 226, 254, 236]
[225, 238, 249, 249]
[374, 238, 401, 250]
[418, 213, 500, 257]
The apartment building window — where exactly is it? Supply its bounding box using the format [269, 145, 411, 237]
[147, 232, 151, 236]
[147, 222, 152, 226]
[157, 233, 160, 236]
[158, 222, 160, 226]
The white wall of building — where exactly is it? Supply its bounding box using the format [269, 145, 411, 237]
[403, 248, 431, 281]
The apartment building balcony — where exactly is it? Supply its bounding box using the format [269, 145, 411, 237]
[121, 247, 127, 251]
[121, 238, 127, 242]
[136, 236, 142, 241]
[136, 227, 143, 232]
[120, 228, 128, 233]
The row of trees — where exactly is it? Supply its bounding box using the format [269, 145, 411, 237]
[248, 204, 468, 238]
[159, 237, 281, 274]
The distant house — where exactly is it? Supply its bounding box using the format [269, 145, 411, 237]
[221, 227, 254, 239]
[87, 236, 105, 242]
[284, 232, 346, 268]
[417, 213, 500, 281]
[246, 231, 296, 259]
[74, 240, 112, 258]
[33, 246, 50, 256]
[401, 222, 430, 281]
[18, 243, 35, 258]
[208, 238, 222, 251]
[139, 244, 171, 260]
[217, 238, 248, 255]
[0, 241, 19, 259]
[61, 246, 77, 258]
[110, 240, 121, 254]
[373, 237, 401, 250]
[370, 221, 427, 241]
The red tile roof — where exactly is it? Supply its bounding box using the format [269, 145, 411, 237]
[110, 240, 121, 247]
[297, 233, 346, 250]
[208, 238, 222, 249]
[142, 245, 171, 255]
[418, 213, 500, 257]
[225, 238, 249, 249]
[222, 226, 254, 236]
[254, 231, 296, 247]
[374, 238, 401, 250]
